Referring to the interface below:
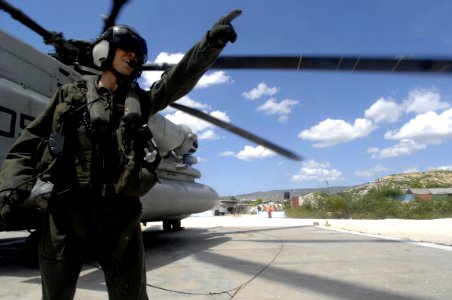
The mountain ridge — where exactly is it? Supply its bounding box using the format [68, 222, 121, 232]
[222, 170, 452, 202]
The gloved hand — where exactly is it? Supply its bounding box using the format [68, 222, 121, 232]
[207, 9, 242, 48]
[0, 204, 13, 225]
[0, 189, 26, 226]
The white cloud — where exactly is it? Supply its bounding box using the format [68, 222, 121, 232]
[256, 98, 298, 122]
[218, 145, 277, 161]
[177, 96, 211, 110]
[161, 96, 211, 114]
[196, 71, 231, 89]
[154, 52, 184, 64]
[164, 109, 230, 140]
[242, 83, 279, 100]
[196, 156, 209, 163]
[165, 110, 211, 132]
[364, 97, 402, 123]
[141, 71, 163, 87]
[140, 52, 231, 88]
[220, 151, 235, 157]
[402, 167, 419, 173]
[198, 129, 219, 140]
[210, 110, 230, 123]
[291, 160, 343, 182]
[362, 89, 451, 159]
[299, 118, 375, 147]
[235, 145, 276, 161]
[141, 52, 184, 87]
[355, 164, 391, 177]
[362, 88, 449, 125]
[384, 108, 452, 144]
[403, 88, 450, 114]
[429, 165, 452, 171]
[368, 139, 426, 158]
[277, 115, 289, 123]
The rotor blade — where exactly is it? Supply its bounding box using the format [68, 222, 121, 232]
[213, 56, 452, 73]
[0, 0, 53, 41]
[0, 0, 81, 56]
[142, 62, 173, 71]
[170, 103, 302, 161]
[142, 55, 452, 74]
[102, 0, 129, 32]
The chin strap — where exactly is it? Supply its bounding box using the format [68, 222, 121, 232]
[111, 67, 132, 84]
[110, 66, 141, 85]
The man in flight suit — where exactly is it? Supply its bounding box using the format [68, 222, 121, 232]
[0, 10, 241, 300]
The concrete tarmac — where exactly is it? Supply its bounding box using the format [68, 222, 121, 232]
[1, 215, 452, 299]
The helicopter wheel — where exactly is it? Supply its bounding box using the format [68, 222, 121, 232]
[162, 220, 184, 232]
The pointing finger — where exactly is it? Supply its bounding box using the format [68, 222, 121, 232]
[217, 9, 242, 25]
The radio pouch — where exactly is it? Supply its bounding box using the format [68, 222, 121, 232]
[113, 104, 161, 197]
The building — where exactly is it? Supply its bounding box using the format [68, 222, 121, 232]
[406, 188, 452, 201]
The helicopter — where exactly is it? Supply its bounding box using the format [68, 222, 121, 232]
[1, 0, 452, 236]
[0, 0, 306, 235]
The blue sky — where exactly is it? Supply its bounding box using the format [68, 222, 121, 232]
[2, 0, 452, 196]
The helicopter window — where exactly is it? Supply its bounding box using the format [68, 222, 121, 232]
[0, 106, 16, 138]
[19, 113, 35, 131]
[0, 106, 36, 138]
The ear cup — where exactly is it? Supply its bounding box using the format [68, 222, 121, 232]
[92, 40, 110, 68]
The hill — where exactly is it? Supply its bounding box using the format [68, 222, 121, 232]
[221, 186, 352, 203]
[222, 170, 452, 202]
[351, 170, 452, 194]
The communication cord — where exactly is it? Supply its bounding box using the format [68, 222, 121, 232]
[2, 159, 56, 203]
[145, 231, 285, 299]
[87, 231, 284, 298]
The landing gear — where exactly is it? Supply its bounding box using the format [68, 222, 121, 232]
[162, 220, 184, 232]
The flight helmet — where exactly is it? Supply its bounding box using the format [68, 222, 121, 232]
[92, 25, 148, 81]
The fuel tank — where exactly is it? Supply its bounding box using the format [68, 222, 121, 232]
[140, 178, 219, 221]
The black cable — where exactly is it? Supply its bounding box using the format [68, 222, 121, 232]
[85, 231, 284, 298]
[145, 231, 285, 298]
[3, 159, 57, 203]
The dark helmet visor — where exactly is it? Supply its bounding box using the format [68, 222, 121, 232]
[111, 26, 148, 65]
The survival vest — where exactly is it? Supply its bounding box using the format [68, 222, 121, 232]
[39, 77, 160, 198]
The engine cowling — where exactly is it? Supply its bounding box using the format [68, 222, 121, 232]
[148, 113, 198, 157]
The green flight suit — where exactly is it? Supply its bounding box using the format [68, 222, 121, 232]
[0, 33, 223, 300]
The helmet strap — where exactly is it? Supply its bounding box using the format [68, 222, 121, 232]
[111, 67, 133, 84]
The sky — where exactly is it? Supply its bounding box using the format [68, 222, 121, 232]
[2, 0, 452, 196]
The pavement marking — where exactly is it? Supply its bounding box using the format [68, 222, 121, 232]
[323, 226, 452, 252]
